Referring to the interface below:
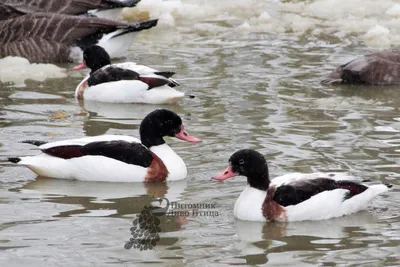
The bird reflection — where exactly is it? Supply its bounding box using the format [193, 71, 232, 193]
[78, 100, 185, 136]
[20, 177, 188, 239]
[234, 212, 378, 264]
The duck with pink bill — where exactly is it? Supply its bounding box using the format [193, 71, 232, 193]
[212, 149, 392, 222]
[8, 109, 201, 182]
[74, 45, 185, 104]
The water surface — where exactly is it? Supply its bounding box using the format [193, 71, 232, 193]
[1, 1, 399, 266]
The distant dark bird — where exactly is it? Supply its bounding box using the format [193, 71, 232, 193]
[0, 0, 141, 20]
[0, 13, 157, 63]
[322, 51, 400, 85]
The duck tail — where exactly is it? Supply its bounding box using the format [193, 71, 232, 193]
[385, 183, 393, 188]
[8, 157, 21, 164]
[167, 78, 180, 87]
[368, 184, 391, 195]
[112, 19, 158, 38]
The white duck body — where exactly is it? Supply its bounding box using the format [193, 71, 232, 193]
[14, 135, 187, 182]
[234, 184, 266, 221]
[234, 172, 389, 222]
[75, 62, 185, 104]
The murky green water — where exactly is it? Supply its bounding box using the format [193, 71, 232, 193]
[1, 7, 400, 267]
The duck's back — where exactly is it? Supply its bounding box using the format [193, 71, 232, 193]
[284, 184, 389, 221]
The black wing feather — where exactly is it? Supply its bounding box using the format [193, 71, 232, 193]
[88, 66, 140, 86]
[273, 178, 368, 207]
[81, 140, 153, 167]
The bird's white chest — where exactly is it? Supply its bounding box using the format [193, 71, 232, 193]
[150, 144, 187, 181]
[234, 185, 266, 221]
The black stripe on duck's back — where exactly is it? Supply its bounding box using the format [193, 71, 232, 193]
[81, 140, 153, 167]
[322, 51, 400, 85]
[273, 178, 368, 207]
[88, 66, 178, 89]
[88, 66, 140, 86]
[42, 140, 154, 168]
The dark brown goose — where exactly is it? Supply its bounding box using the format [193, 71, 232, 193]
[0, 0, 141, 20]
[0, 3, 24, 20]
[322, 51, 400, 85]
[0, 13, 157, 63]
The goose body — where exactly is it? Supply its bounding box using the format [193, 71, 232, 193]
[74, 46, 184, 104]
[0, 0, 141, 20]
[322, 51, 400, 85]
[0, 13, 157, 63]
[213, 149, 391, 222]
[86, 7, 126, 21]
[9, 109, 201, 182]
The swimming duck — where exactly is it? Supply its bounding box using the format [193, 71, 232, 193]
[0, 0, 141, 20]
[8, 109, 201, 182]
[212, 149, 391, 222]
[0, 13, 157, 63]
[322, 51, 400, 85]
[74, 45, 184, 104]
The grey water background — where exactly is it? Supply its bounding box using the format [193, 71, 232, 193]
[1, 4, 400, 267]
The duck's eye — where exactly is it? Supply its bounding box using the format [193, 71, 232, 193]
[239, 159, 244, 165]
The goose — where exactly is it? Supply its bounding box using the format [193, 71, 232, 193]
[74, 45, 184, 104]
[212, 149, 391, 222]
[8, 109, 201, 182]
[0, 13, 157, 63]
[0, 0, 141, 20]
[322, 51, 400, 85]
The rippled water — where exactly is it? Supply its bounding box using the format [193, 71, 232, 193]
[1, 1, 400, 266]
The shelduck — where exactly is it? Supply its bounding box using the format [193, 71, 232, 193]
[8, 109, 201, 182]
[212, 149, 391, 222]
[74, 45, 185, 104]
